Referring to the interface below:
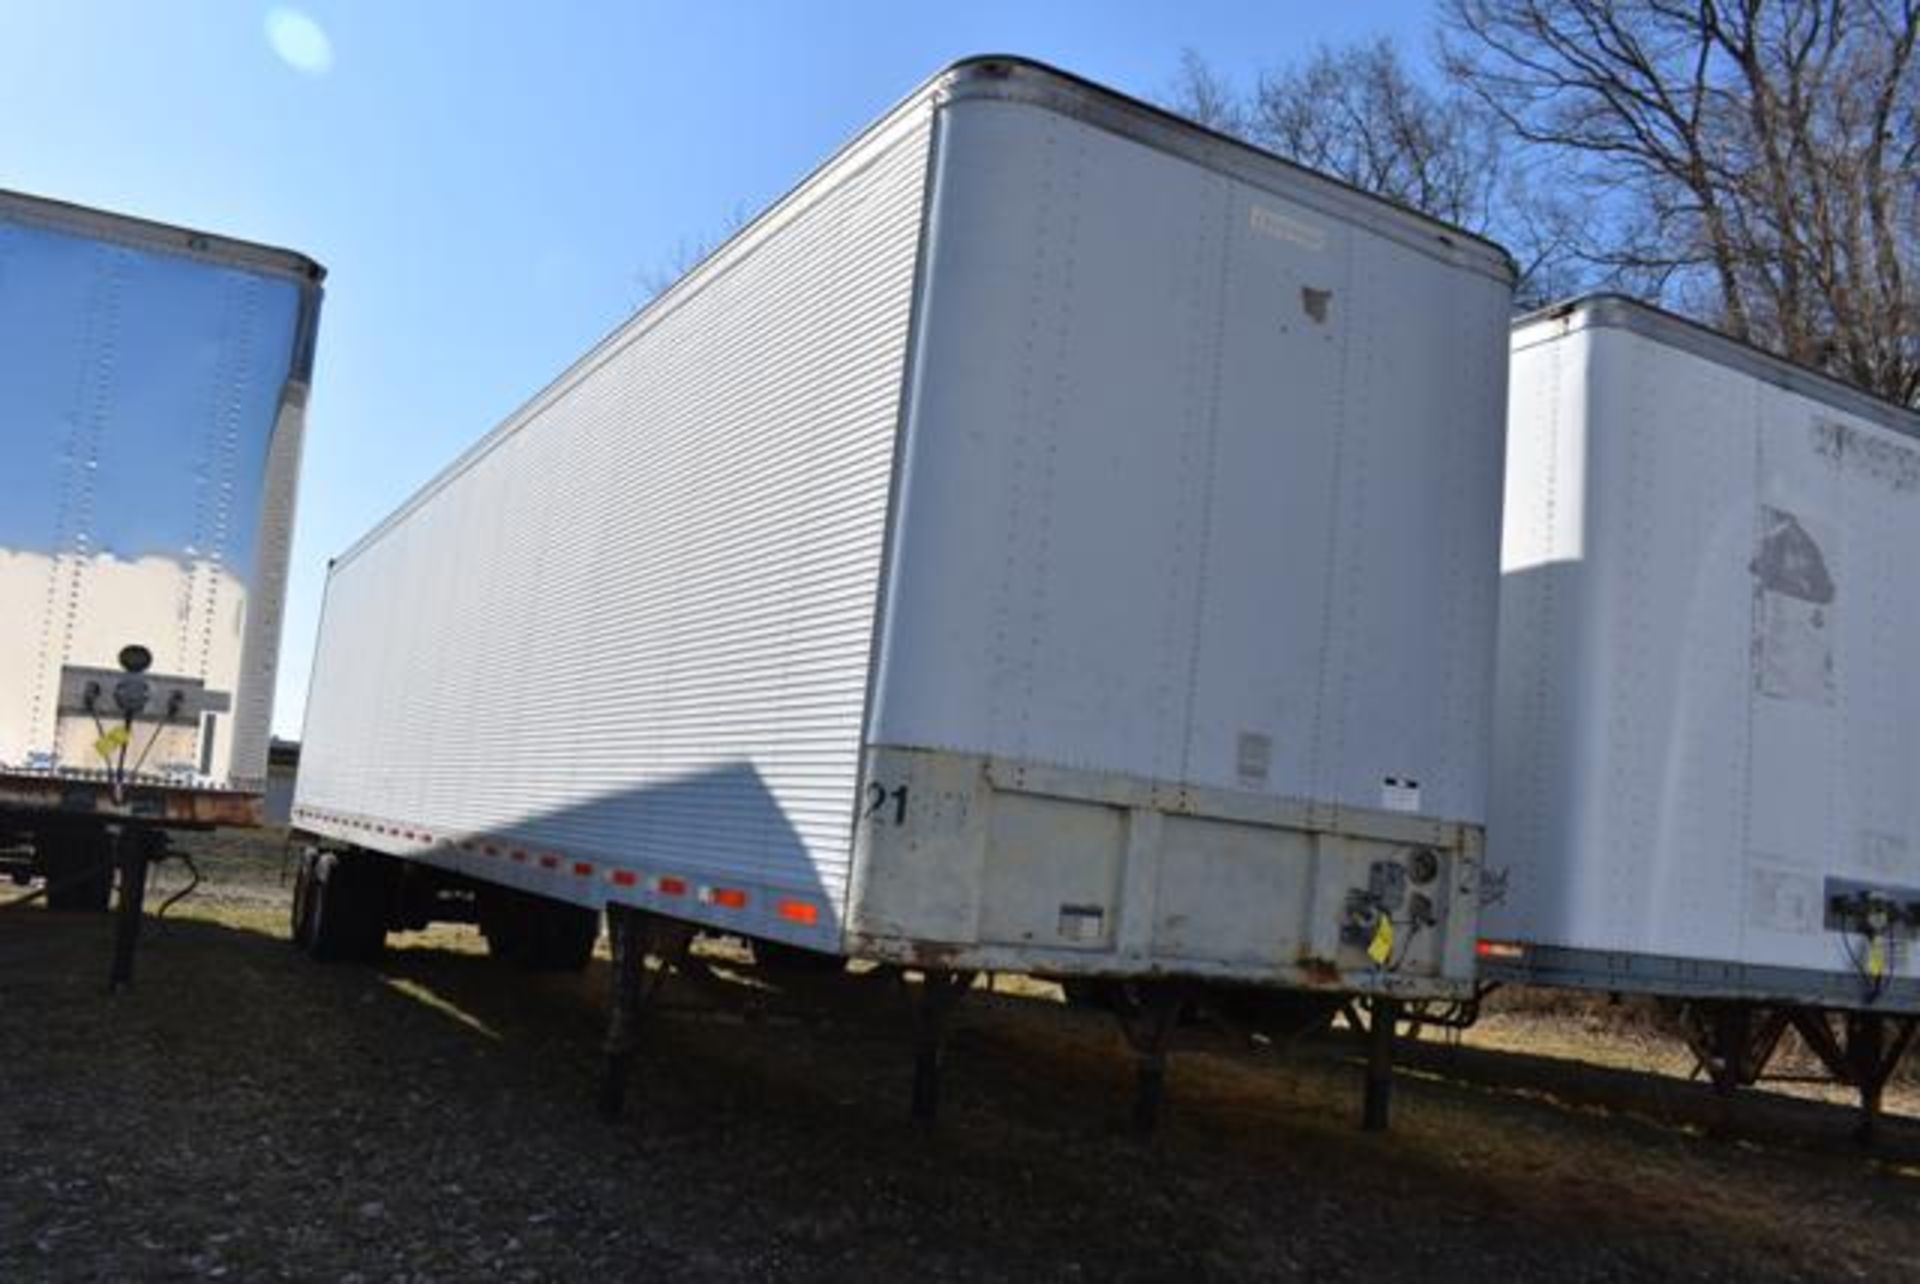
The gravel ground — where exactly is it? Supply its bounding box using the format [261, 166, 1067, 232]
[3, 830, 1919, 1282]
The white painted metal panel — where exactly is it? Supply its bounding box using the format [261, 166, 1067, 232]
[295, 101, 935, 935]
[1487, 297, 1920, 1000]
[869, 98, 1511, 825]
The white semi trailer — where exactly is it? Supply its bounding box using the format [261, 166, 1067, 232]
[290, 57, 1514, 1127]
[0, 190, 323, 980]
[1484, 295, 1920, 1138]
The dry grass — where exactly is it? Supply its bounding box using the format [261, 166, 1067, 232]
[3, 831, 1918, 1282]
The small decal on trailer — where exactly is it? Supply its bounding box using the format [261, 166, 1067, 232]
[1249, 203, 1327, 252]
[1381, 776, 1421, 813]
[1367, 914, 1395, 965]
[863, 781, 909, 826]
[1746, 861, 1821, 934]
[1057, 904, 1105, 942]
[1235, 732, 1272, 785]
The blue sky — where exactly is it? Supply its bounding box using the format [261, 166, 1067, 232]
[0, 1, 1433, 736]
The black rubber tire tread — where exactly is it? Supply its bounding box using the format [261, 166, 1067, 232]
[41, 825, 114, 914]
[476, 888, 526, 963]
[290, 849, 322, 949]
[305, 851, 390, 963]
[1059, 978, 1123, 1011]
[524, 898, 599, 972]
[478, 887, 597, 971]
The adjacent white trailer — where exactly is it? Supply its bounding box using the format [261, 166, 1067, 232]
[290, 57, 1514, 1121]
[1485, 295, 1920, 1130]
[0, 189, 323, 919]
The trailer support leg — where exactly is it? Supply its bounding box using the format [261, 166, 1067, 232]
[1783, 1008, 1919, 1147]
[107, 825, 153, 993]
[1850, 1013, 1884, 1146]
[1701, 1002, 1762, 1096]
[909, 969, 975, 1125]
[598, 906, 691, 1121]
[1841, 1012, 1917, 1147]
[1112, 982, 1186, 1136]
[1361, 996, 1400, 1133]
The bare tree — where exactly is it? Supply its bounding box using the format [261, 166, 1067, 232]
[632, 202, 754, 308]
[1164, 42, 1584, 305]
[1253, 39, 1502, 231]
[1442, 0, 1920, 405]
[1166, 47, 1247, 135]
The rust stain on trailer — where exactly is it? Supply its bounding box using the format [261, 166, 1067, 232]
[899, 939, 971, 969]
[845, 932, 982, 973]
[0, 773, 261, 827]
[1296, 954, 1343, 988]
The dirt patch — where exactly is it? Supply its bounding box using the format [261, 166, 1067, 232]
[3, 831, 1918, 1281]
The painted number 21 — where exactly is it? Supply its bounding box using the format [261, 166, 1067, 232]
[864, 782, 909, 826]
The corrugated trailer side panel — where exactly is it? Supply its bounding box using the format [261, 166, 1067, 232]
[295, 102, 933, 940]
[1487, 299, 1920, 1006]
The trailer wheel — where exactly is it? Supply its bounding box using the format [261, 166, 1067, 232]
[478, 888, 597, 972]
[476, 888, 525, 962]
[301, 850, 389, 963]
[290, 848, 322, 947]
[41, 824, 114, 914]
[751, 938, 847, 974]
[526, 901, 598, 971]
[1059, 978, 1121, 1011]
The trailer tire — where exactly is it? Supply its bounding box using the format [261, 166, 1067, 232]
[478, 888, 597, 972]
[476, 889, 525, 963]
[525, 900, 598, 972]
[1059, 978, 1121, 1011]
[290, 849, 320, 947]
[41, 825, 114, 914]
[301, 851, 389, 963]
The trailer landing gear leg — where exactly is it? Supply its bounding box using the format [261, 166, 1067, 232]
[1785, 1009, 1919, 1147]
[107, 825, 155, 993]
[1841, 1012, 1917, 1147]
[1113, 982, 1186, 1136]
[598, 906, 692, 1121]
[909, 970, 975, 1125]
[1361, 996, 1400, 1133]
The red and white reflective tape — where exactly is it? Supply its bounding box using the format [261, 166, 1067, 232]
[777, 898, 819, 925]
[293, 807, 826, 928]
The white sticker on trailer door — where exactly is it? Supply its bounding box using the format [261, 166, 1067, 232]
[1381, 776, 1421, 813]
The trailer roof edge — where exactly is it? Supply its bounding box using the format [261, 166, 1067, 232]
[0, 188, 325, 284]
[1515, 292, 1920, 439]
[937, 55, 1516, 287]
